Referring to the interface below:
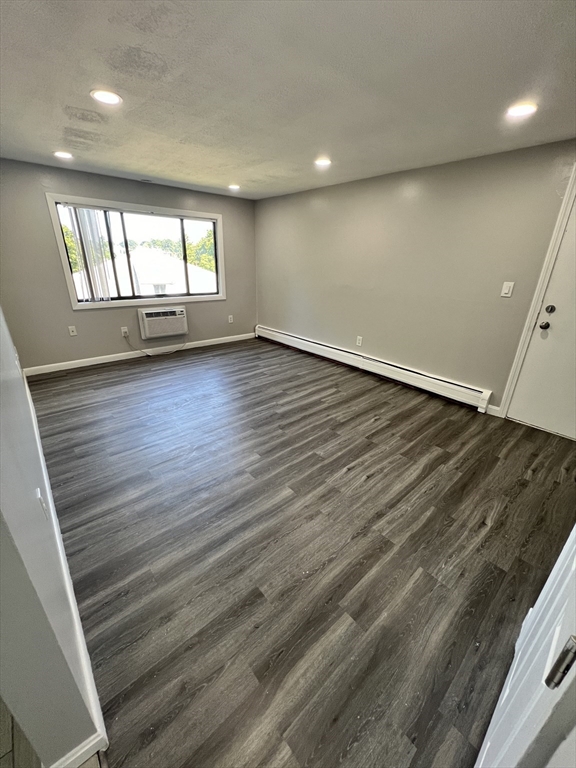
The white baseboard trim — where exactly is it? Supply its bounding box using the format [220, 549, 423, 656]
[486, 404, 503, 418]
[48, 730, 108, 768]
[256, 325, 493, 412]
[24, 333, 256, 377]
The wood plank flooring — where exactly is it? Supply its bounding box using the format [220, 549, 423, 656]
[29, 339, 576, 768]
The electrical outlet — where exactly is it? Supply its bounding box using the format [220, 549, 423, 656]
[68, 326, 77, 336]
[356, 336, 363, 347]
[228, 315, 234, 323]
[121, 327, 129, 337]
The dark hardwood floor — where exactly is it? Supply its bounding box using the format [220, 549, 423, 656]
[29, 339, 576, 768]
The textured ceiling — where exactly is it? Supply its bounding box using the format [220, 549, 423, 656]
[1, 0, 575, 199]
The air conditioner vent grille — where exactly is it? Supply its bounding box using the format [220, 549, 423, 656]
[146, 310, 178, 318]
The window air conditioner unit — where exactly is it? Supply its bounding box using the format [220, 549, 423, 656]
[138, 307, 188, 339]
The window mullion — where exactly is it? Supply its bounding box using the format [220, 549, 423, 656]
[211, 221, 219, 295]
[120, 212, 137, 297]
[180, 218, 191, 295]
[103, 210, 122, 297]
[71, 207, 96, 300]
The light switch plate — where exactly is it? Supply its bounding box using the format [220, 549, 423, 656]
[501, 282, 515, 298]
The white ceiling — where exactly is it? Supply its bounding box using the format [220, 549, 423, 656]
[1, 0, 575, 199]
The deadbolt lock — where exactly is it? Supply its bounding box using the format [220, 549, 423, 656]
[545, 635, 576, 690]
[545, 305, 556, 314]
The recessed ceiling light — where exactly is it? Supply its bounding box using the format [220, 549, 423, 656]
[506, 102, 538, 118]
[314, 156, 331, 167]
[90, 89, 123, 105]
[53, 151, 73, 159]
[228, 184, 240, 190]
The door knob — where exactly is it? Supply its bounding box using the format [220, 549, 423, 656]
[539, 321, 550, 330]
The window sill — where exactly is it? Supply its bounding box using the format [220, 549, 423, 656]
[71, 294, 226, 310]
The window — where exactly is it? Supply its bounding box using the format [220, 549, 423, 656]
[48, 194, 224, 308]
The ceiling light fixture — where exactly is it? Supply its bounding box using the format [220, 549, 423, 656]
[90, 89, 123, 105]
[53, 151, 73, 159]
[228, 184, 240, 190]
[314, 156, 331, 167]
[506, 102, 538, 118]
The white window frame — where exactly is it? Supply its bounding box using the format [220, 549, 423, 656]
[46, 193, 226, 310]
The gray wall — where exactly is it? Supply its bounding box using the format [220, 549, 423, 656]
[0, 159, 256, 368]
[255, 141, 575, 406]
[0, 519, 97, 767]
[2, 144, 575, 401]
[0, 311, 104, 766]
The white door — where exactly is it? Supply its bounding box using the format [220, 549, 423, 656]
[476, 527, 576, 768]
[508, 201, 576, 439]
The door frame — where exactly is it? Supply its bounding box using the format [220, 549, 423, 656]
[499, 163, 576, 419]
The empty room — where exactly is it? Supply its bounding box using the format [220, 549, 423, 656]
[1, 1, 575, 767]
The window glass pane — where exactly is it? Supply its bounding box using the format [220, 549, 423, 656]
[56, 203, 219, 303]
[122, 213, 186, 296]
[108, 211, 134, 297]
[75, 208, 118, 299]
[183, 219, 217, 294]
[56, 204, 91, 301]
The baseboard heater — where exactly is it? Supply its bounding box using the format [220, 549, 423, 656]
[255, 325, 492, 413]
